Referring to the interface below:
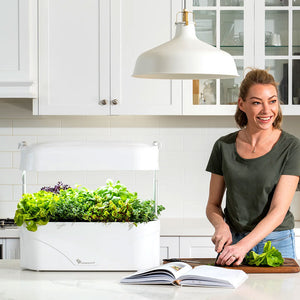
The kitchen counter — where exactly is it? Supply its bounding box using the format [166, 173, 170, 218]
[1, 219, 300, 237]
[160, 219, 300, 236]
[0, 227, 19, 238]
[0, 260, 300, 300]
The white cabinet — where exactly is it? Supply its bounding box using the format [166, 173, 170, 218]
[180, 237, 215, 258]
[160, 237, 180, 262]
[183, 0, 300, 116]
[160, 236, 216, 261]
[36, 0, 182, 115]
[37, 0, 109, 115]
[0, 238, 20, 259]
[0, 0, 37, 98]
[162, 234, 300, 260]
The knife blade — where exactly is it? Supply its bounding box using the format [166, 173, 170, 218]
[163, 258, 207, 264]
[215, 246, 225, 265]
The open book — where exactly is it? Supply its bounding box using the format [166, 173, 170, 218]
[121, 262, 248, 288]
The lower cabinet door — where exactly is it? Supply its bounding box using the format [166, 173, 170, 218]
[180, 237, 215, 258]
[160, 237, 180, 263]
[1, 238, 20, 259]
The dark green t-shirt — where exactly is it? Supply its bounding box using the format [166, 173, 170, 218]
[206, 130, 300, 233]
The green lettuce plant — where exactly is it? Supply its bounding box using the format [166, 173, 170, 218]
[244, 241, 284, 267]
[83, 180, 164, 223]
[14, 191, 58, 232]
[14, 180, 165, 232]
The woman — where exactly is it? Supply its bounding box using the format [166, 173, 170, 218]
[206, 69, 300, 266]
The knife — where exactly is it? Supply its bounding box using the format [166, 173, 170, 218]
[163, 258, 206, 264]
[215, 251, 221, 265]
[215, 246, 225, 265]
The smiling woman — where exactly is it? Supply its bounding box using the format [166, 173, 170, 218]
[237, 83, 281, 156]
[205, 69, 300, 267]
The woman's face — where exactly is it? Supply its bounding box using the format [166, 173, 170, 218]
[238, 84, 279, 131]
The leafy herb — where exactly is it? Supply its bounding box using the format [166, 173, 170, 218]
[14, 179, 165, 231]
[50, 186, 96, 222]
[244, 241, 284, 267]
[83, 180, 165, 224]
[40, 181, 71, 194]
[14, 191, 58, 232]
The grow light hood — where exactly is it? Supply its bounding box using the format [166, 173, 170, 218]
[19, 141, 159, 171]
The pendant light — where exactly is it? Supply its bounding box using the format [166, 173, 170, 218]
[133, 2, 238, 80]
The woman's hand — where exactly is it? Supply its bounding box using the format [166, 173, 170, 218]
[211, 223, 232, 253]
[215, 243, 248, 266]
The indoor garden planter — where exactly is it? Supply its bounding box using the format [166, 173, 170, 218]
[16, 141, 162, 271]
[19, 220, 160, 271]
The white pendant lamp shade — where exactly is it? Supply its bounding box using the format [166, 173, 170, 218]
[133, 22, 238, 79]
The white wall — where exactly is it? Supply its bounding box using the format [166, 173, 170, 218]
[0, 99, 299, 220]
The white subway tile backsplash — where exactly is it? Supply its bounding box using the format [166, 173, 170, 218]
[158, 135, 184, 152]
[0, 169, 37, 185]
[12, 152, 21, 169]
[61, 117, 110, 136]
[110, 127, 159, 138]
[159, 127, 184, 136]
[0, 185, 13, 201]
[159, 183, 184, 218]
[0, 202, 18, 218]
[85, 171, 135, 187]
[182, 201, 207, 219]
[0, 169, 24, 184]
[0, 136, 37, 151]
[159, 152, 186, 170]
[0, 108, 299, 220]
[0, 152, 12, 168]
[157, 167, 185, 187]
[37, 136, 86, 143]
[110, 116, 159, 137]
[37, 171, 85, 187]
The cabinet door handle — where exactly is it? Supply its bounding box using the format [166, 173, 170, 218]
[111, 99, 119, 105]
[98, 99, 107, 105]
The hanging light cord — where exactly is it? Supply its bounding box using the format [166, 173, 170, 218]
[177, 0, 193, 25]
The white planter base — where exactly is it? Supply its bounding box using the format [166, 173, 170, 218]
[20, 221, 160, 271]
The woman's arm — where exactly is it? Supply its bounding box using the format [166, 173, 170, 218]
[217, 174, 299, 266]
[206, 173, 231, 253]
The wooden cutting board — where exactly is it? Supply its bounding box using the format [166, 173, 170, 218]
[163, 258, 300, 273]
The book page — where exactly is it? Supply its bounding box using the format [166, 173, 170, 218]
[120, 262, 192, 284]
[178, 265, 248, 288]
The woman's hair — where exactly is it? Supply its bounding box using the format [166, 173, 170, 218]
[234, 68, 282, 129]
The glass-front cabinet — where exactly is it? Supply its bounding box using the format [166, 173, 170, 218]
[261, 0, 300, 114]
[183, 0, 300, 115]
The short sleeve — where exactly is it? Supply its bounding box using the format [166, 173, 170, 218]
[206, 139, 223, 176]
[282, 138, 300, 176]
[282, 137, 300, 190]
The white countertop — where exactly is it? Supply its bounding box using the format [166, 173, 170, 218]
[0, 227, 19, 238]
[0, 260, 299, 300]
[1, 219, 300, 238]
[160, 218, 300, 236]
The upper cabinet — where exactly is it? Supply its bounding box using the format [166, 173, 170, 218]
[183, 0, 300, 116]
[36, 0, 182, 115]
[258, 0, 300, 115]
[0, 0, 37, 98]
